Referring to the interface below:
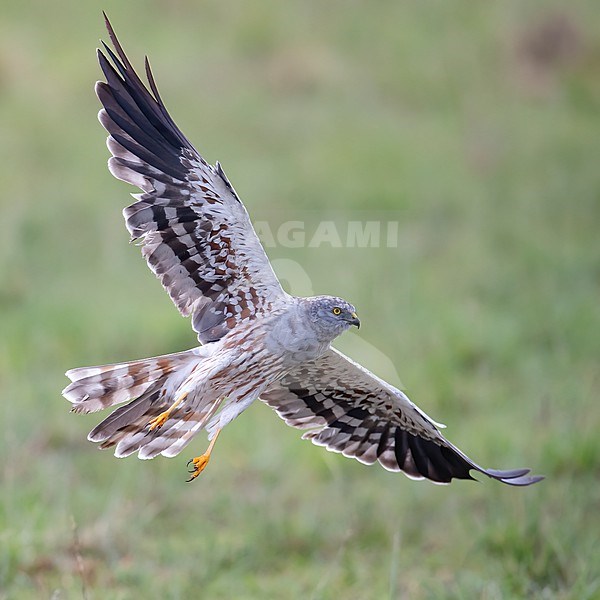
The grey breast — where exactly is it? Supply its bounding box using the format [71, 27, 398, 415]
[265, 300, 329, 367]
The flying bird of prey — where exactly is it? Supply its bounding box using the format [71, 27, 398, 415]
[63, 16, 542, 486]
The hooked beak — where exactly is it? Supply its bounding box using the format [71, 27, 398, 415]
[349, 312, 361, 329]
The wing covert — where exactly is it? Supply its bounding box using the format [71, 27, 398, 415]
[97, 15, 285, 343]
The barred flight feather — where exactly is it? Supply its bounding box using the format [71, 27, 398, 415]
[261, 349, 543, 486]
[96, 16, 285, 344]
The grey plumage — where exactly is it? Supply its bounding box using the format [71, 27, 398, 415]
[62, 15, 543, 487]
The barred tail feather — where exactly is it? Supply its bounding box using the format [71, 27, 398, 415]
[63, 348, 201, 413]
[110, 394, 223, 460]
[63, 346, 222, 460]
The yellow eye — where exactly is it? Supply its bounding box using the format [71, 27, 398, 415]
[332, 307, 342, 315]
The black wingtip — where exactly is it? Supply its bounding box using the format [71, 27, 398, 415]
[103, 11, 116, 46]
[97, 14, 193, 153]
[144, 55, 163, 105]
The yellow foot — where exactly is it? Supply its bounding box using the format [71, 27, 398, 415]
[186, 453, 211, 482]
[147, 411, 170, 432]
[146, 391, 189, 432]
[185, 428, 221, 482]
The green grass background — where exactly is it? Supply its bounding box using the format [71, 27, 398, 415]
[1, 1, 599, 598]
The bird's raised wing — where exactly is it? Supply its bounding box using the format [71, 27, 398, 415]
[261, 348, 543, 485]
[96, 16, 285, 343]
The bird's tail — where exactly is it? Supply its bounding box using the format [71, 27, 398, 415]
[62, 346, 217, 459]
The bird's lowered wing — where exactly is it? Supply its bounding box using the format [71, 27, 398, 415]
[96, 15, 285, 343]
[261, 348, 543, 485]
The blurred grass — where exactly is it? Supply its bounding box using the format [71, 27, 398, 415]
[1, 1, 599, 598]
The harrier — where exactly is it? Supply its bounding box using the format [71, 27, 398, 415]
[63, 16, 542, 486]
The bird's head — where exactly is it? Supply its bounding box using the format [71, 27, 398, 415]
[306, 295, 360, 342]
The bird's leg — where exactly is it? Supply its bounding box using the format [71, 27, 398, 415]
[147, 391, 188, 432]
[186, 428, 222, 482]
